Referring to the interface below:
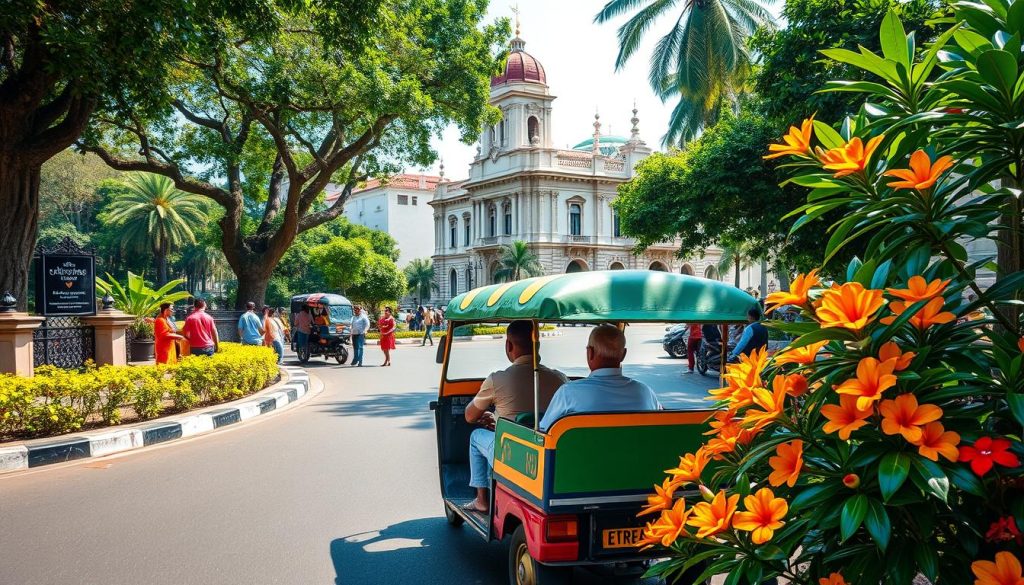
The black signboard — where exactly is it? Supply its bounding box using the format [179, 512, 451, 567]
[34, 238, 96, 316]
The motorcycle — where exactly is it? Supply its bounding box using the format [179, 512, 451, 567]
[662, 324, 689, 358]
[695, 338, 736, 376]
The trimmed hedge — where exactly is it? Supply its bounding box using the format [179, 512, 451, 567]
[0, 343, 278, 440]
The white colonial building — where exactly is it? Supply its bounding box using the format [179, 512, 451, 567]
[332, 174, 440, 268]
[429, 33, 764, 302]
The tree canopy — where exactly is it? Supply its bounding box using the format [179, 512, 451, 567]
[80, 0, 508, 307]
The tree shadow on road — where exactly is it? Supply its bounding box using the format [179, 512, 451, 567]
[317, 391, 437, 430]
[330, 517, 505, 585]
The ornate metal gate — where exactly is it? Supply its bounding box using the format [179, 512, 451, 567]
[33, 316, 95, 369]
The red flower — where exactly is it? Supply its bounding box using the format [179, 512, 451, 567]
[959, 436, 1021, 476]
[986, 516, 1023, 546]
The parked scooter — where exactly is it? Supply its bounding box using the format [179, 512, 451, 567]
[695, 324, 736, 376]
[662, 324, 689, 358]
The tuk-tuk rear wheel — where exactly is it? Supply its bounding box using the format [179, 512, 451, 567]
[444, 503, 464, 527]
[508, 526, 570, 585]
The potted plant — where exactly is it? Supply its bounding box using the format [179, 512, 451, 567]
[96, 272, 190, 361]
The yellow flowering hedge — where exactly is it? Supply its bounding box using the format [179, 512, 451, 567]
[640, 9, 1023, 585]
[0, 343, 279, 440]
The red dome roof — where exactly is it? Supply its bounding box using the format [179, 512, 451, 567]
[491, 39, 546, 87]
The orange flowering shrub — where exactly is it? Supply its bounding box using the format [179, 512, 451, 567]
[639, 9, 1023, 584]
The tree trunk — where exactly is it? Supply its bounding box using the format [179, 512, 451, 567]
[996, 176, 1023, 330]
[734, 256, 741, 288]
[760, 258, 768, 298]
[156, 252, 168, 286]
[0, 157, 42, 310]
[235, 271, 270, 310]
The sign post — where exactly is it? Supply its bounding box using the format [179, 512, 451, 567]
[34, 237, 96, 317]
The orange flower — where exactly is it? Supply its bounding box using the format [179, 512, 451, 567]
[704, 414, 757, 457]
[878, 341, 915, 371]
[835, 356, 899, 411]
[886, 275, 950, 303]
[820, 574, 851, 585]
[768, 440, 804, 488]
[732, 487, 788, 544]
[815, 282, 885, 331]
[709, 347, 768, 408]
[639, 498, 690, 549]
[686, 490, 740, 539]
[775, 340, 829, 366]
[1018, 337, 1024, 353]
[784, 373, 809, 397]
[879, 394, 943, 443]
[742, 375, 789, 431]
[821, 394, 873, 440]
[972, 551, 1024, 585]
[665, 447, 711, 486]
[883, 149, 955, 191]
[911, 421, 960, 462]
[765, 116, 815, 159]
[882, 297, 956, 330]
[819, 135, 885, 178]
[843, 473, 861, 489]
[766, 269, 821, 312]
[639, 477, 678, 517]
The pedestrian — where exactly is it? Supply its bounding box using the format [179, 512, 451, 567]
[405, 310, 414, 331]
[276, 307, 291, 343]
[182, 298, 220, 356]
[237, 301, 264, 346]
[350, 304, 370, 366]
[421, 305, 435, 346]
[262, 306, 284, 363]
[294, 305, 313, 353]
[414, 305, 424, 331]
[378, 306, 397, 366]
[684, 322, 702, 374]
[728, 307, 769, 362]
[154, 302, 184, 365]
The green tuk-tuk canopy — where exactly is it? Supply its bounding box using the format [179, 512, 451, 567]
[446, 270, 757, 323]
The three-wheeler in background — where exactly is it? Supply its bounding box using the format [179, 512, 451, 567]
[429, 270, 755, 585]
[289, 293, 352, 364]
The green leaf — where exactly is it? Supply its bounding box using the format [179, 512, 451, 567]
[954, 29, 994, 55]
[1007, 390, 1024, 426]
[977, 49, 1019, 96]
[789, 326, 859, 349]
[812, 120, 846, 149]
[880, 11, 910, 67]
[911, 457, 950, 502]
[840, 494, 869, 541]
[948, 463, 987, 496]
[791, 482, 842, 511]
[878, 452, 911, 502]
[864, 499, 891, 551]
[915, 545, 939, 582]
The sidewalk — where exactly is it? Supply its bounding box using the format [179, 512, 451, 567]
[0, 364, 315, 474]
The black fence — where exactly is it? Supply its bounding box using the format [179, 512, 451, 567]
[33, 316, 95, 369]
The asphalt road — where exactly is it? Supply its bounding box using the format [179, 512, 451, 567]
[0, 325, 720, 585]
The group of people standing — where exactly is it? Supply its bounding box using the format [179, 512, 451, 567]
[153, 298, 221, 365]
[237, 302, 291, 363]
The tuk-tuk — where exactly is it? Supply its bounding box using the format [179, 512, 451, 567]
[289, 293, 353, 364]
[430, 270, 755, 585]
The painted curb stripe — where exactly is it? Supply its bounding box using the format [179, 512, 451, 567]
[258, 398, 277, 414]
[209, 409, 241, 428]
[88, 429, 144, 457]
[27, 438, 91, 467]
[0, 445, 28, 473]
[140, 423, 183, 446]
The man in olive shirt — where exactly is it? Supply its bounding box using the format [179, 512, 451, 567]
[462, 320, 567, 513]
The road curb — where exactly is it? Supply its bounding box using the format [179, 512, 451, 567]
[364, 329, 562, 345]
[0, 365, 312, 475]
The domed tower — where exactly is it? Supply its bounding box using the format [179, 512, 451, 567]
[482, 20, 555, 156]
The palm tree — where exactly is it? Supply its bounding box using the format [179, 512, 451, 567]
[595, 0, 774, 144]
[104, 173, 208, 285]
[716, 241, 757, 288]
[404, 258, 439, 303]
[494, 241, 544, 282]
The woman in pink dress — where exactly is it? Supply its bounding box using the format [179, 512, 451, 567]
[378, 306, 397, 366]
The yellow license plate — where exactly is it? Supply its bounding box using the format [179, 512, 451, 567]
[602, 527, 644, 549]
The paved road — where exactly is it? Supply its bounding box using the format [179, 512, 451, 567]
[0, 325, 719, 585]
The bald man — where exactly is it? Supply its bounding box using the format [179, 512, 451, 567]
[538, 324, 661, 432]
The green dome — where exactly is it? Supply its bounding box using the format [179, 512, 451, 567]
[572, 135, 629, 156]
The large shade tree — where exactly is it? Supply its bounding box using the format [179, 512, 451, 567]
[103, 174, 209, 286]
[0, 0, 278, 309]
[81, 0, 508, 308]
[595, 0, 774, 144]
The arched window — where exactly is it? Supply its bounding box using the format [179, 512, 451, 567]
[527, 116, 540, 144]
[488, 206, 497, 237]
[500, 119, 506, 145]
[680, 263, 695, 276]
[465, 268, 473, 290]
[503, 202, 512, 235]
[448, 216, 457, 248]
[449, 269, 458, 297]
[705, 265, 720, 280]
[569, 203, 582, 236]
[609, 261, 625, 270]
[566, 259, 589, 273]
[649, 261, 668, 272]
[463, 215, 471, 246]
[612, 210, 622, 238]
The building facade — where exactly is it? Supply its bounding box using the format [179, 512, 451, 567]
[429, 33, 745, 303]
[334, 174, 440, 269]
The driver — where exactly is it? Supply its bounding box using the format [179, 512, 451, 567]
[462, 320, 567, 513]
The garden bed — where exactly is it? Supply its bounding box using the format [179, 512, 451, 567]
[0, 343, 279, 441]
